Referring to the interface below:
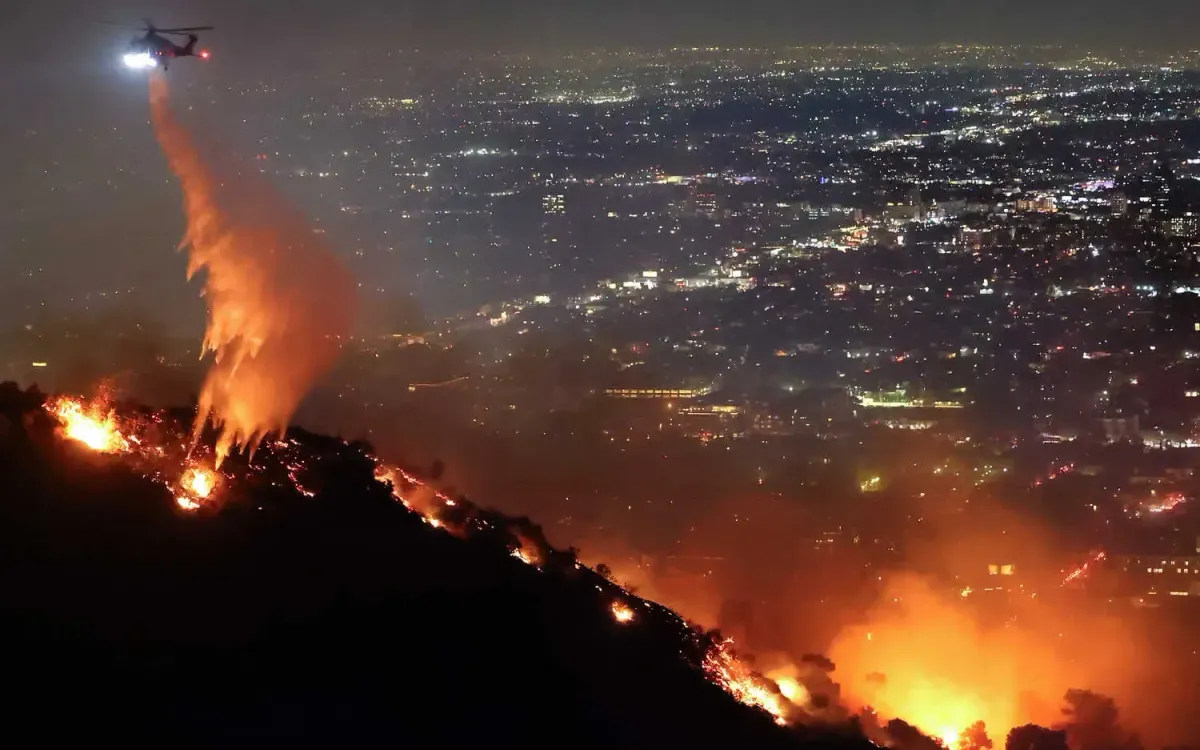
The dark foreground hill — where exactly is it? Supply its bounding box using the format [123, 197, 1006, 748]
[0, 389, 873, 749]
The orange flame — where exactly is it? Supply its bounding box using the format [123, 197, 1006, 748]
[764, 668, 811, 707]
[176, 464, 218, 511]
[511, 547, 538, 566]
[703, 639, 790, 726]
[48, 396, 129, 453]
[611, 601, 636, 624]
[829, 573, 1049, 743]
[148, 74, 355, 467]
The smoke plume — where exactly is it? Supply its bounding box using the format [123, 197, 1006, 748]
[148, 75, 355, 465]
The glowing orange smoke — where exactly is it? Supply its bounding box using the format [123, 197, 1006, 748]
[826, 571, 1130, 744]
[148, 74, 355, 467]
[48, 396, 129, 453]
[764, 667, 811, 708]
[611, 601, 636, 624]
[830, 578, 1022, 740]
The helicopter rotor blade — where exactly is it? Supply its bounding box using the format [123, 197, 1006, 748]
[156, 26, 215, 32]
[96, 21, 147, 30]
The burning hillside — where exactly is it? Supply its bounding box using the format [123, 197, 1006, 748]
[16, 70, 1157, 750]
[0, 389, 864, 747]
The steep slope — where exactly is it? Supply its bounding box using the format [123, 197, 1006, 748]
[0, 388, 873, 749]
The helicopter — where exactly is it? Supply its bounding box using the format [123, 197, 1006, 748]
[104, 20, 215, 70]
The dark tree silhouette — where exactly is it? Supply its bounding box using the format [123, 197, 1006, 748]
[962, 721, 994, 750]
[1007, 724, 1069, 750]
[887, 718, 943, 750]
[1058, 690, 1142, 750]
[801, 653, 836, 672]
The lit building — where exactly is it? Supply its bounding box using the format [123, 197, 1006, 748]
[542, 194, 565, 215]
[603, 385, 713, 400]
[1110, 191, 1129, 216]
[1166, 213, 1200, 239]
[959, 227, 997, 251]
[1100, 414, 1139, 443]
[669, 403, 746, 440]
[1015, 194, 1057, 213]
[688, 188, 723, 219]
[856, 387, 966, 409]
[1115, 547, 1200, 601]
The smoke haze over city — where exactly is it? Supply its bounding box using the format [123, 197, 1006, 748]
[7, 0, 1200, 746]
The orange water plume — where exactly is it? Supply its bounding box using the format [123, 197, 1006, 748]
[148, 74, 355, 466]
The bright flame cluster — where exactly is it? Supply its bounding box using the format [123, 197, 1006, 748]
[176, 465, 219, 511]
[48, 396, 219, 513]
[611, 601, 636, 624]
[48, 396, 129, 453]
[703, 639, 791, 726]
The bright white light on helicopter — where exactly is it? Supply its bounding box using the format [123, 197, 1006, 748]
[123, 52, 157, 70]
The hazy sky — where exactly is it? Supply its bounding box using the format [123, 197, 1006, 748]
[0, 0, 1197, 336]
[3, 0, 1200, 58]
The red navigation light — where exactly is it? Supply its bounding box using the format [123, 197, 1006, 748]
[199, 49, 211, 59]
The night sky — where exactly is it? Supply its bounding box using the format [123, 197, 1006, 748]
[1, 0, 1199, 336]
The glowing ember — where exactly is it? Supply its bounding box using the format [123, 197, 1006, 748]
[1061, 550, 1106, 586]
[611, 601, 636, 624]
[1143, 492, 1187, 515]
[49, 397, 128, 453]
[1030, 462, 1074, 488]
[703, 639, 789, 726]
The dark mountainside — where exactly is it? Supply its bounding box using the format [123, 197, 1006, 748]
[0, 385, 872, 749]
